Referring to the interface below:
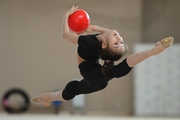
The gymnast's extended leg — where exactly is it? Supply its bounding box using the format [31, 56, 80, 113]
[126, 37, 174, 67]
[31, 79, 108, 106]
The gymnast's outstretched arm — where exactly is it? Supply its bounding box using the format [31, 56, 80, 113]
[85, 25, 111, 34]
[62, 6, 79, 44]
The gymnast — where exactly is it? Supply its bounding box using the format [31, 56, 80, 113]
[31, 6, 174, 106]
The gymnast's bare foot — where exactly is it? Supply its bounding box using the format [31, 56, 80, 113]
[31, 93, 51, 107]
[152, 37, 174, 55]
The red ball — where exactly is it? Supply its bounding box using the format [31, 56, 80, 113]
[68, 9, 90, 34]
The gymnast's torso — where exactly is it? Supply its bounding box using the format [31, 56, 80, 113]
[77, 34, 101, 64]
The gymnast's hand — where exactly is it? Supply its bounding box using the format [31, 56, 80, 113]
[66, 5, 79, 17]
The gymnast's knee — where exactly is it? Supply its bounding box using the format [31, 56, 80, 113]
[62, 81, 78, 100]
[112, 59, 133, 78]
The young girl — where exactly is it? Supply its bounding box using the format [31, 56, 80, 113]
[31, 6, 174, 106]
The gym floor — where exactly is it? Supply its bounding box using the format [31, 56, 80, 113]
[1, 114, 180, 120]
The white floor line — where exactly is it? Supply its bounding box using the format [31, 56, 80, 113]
[0, 114, 180, 120]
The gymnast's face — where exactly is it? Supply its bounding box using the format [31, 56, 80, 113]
[105, 30, 124, 54]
